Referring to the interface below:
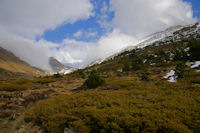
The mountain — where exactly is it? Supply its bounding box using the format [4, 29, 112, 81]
[49, 57, 67, 72]
[86, 23, 200, 67]
[81, 22, 200, 84]
[0, 46, 41, 76]
[49, 57, 75, 74]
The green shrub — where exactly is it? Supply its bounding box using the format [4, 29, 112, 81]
[122, 62, 130, 72]
[53, 73, 62, 78]
[175, 62, 187, 79]
[173, 50, 188, 61]
[78, 70, 85, 79]
[82, 70, 105, 89]
[141, 73, 151, 81]
[132, 56, 143, 71]
[188, 40, 200, 61]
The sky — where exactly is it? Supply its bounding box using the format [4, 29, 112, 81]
[0, 0, 199, 70]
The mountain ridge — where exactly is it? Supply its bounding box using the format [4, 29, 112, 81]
[0, 46, 41, 76]
[85, 23, 200, 68]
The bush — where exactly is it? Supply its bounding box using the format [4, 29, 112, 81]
[188, 40, 200, 61]
[122, 62, 130, 72]
[141, 73, 151, 81]
[82, 70, 105, 89]
[53, 73, 62, 78]
[175, 62, 187, 79]
[173, 50, 188, 61]
[132, 56, 143, 71]
[78, 70, 85, 79]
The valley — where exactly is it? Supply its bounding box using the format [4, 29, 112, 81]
[0, 23, 200, 133]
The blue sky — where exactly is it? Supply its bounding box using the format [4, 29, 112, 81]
[42, 0, 200, 44]
[186, 0, 200, 19]
[42, 0, 114, 43]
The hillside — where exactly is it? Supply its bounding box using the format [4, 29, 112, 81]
[86, 23, 200, 67]
[0, 23, 200, 133]
[0, 46, 41, 77]
[85, 23, 200, 80]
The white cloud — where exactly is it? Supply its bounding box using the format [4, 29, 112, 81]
[86, 31, 98, 38]
[73, 30, 83, 38]
[0, 27, 51, 70]
[97, 1, 113, 32]
[0, 0, 93, 38]
[84, 30, 138, 65]
[36, 38, 95, 67]
[110, 0, 197, 37]
[56, 39, 94, 65]
[73, 30, 97, 38]
[101, 1, 109, 14]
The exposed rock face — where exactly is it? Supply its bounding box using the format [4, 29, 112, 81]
[49, 57, 67, 73]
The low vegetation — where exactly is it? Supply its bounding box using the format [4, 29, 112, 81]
[0, 75, 65, 91]
[23, 35, 200, 133]
[25, 75, 200, 133]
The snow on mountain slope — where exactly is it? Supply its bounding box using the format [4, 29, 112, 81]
[135, 26, 183, 48]
[86, 23, 200, 68]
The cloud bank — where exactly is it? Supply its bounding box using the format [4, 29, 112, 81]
[110, 0, 197, 37]
[0, 27, 51, 70]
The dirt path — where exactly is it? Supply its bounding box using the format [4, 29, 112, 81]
[0, 88, 72, 133]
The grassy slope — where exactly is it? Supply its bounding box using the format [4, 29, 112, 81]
[25, 73, 200, 133]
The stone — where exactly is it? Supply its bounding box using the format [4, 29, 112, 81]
[64, 128, 75, 133]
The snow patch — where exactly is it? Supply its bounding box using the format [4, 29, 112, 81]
[184, 47, 190, 52]
[49, 68, 76, 75]
[164, 70, 177, 82]
[150, 63, 156, 66]
[143, 59, 147, 63]
[60, 69, 74, 74]
[191, 61, 200, 69]
[164, 70, 175, 79]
